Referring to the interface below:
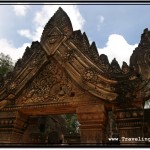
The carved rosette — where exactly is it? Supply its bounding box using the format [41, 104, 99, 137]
[82, 68, 98, 83]
[64, 49, 74, 62]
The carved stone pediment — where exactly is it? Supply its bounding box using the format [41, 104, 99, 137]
[0, 7, 149, 110]
[15, 58, 90, 105]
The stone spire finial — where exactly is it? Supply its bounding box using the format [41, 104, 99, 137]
[41, 7, 73, 42]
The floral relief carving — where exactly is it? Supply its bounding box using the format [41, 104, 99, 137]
[82, 68, 98, 83]
[64, 49, 74, 62]
[15, 58, 84, 105]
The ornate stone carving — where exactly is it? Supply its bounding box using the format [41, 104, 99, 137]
[41, 7, 73, 43]
[0, 110, 28, 143]
[130, 28, 150, 79]
[0, 7, 150, 145]
[115, 78, 140, 107]
[0, 100, 11, 110]
[109, 58, 122, 74]
[113, 107, 144, 145]
[41, 27, 65, 56]
[70, 30, 86, 53]
[82, 68, 98, 83]
[64, 49, 74, 62]
[0, 41, 48, 101]
[98, 54, 110, 71]
[15, 58, 85, 105]
[69, 30, 100, 67]
[88, 42, 99, 64]
[82, 32, 90, 52]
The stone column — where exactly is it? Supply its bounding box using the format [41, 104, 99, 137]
[113, 106, 144, 146]
[76, 104, 107, 145]
[0, 109, 28, 145]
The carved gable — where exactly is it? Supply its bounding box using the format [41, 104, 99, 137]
[15, 57, 94, 106]
[0, 7, 149, 110]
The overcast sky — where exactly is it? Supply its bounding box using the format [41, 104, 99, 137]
[0, 4, 150, 66]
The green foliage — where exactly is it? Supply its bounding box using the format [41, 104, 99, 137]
[0, 53, 14, 79]
[65, 114, 79, 135]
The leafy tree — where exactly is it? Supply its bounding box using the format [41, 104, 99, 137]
[0, 53, 14, 79]
[65, 114, 79, 135]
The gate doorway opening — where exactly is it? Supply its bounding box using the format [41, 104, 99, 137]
[22, 114, 80, 145]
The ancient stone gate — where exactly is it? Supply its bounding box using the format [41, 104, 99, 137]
[0, 7, 150, 145]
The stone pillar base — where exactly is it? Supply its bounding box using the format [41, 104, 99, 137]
[0, 109, 28, 144]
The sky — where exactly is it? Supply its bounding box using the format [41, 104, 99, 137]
[0, 4, 150, 67]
